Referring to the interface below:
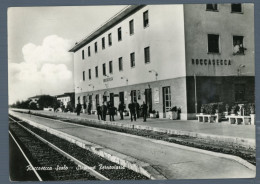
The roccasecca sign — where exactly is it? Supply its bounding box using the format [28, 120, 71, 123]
[192, 59, 231, 66]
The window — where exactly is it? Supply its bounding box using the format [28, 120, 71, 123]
[89, 69, 91, 80]
[131, 90, 137, 103]
[102, 37, 105, 49]
[109, 61, 113, 74]
[206, 4, 218, 11]
[144, 47, 150, 63]
[108, 33, 112, 46]
[233, 36, 245, 55]
[88, 46, 91, 56]
[95, 66, 98, 78]
[83, 71, 85, 81]
[208, 34, 219, 53]
[103, 63, 106, 76]
[82, 50, 85, 60]
[130, 52, 135, 67]
[118, 57, 123, 71]
[143, 10, 149, 27]
[129, 19, 134, 35]
[231, 4, 242, 13]
[95, 42, 98, 53]
[118, 27, 122, 41]
[235, 84, 245, 102]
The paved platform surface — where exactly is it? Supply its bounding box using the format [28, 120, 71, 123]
[24, 109, 255, 139]
[10, 111, 256, 179]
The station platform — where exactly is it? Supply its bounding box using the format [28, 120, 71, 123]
[9, 110, 256, 179]
[12, 109, 255, 141]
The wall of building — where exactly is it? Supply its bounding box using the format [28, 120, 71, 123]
[73, 4, 255, 120]
[75, 76, 188, 119]
[57, 96, 71, 107]
[184, 3, 254, 77]
[73, 5, 187, 94]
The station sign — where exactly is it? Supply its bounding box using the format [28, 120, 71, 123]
[103, 77, 113, 83]
[192, 59, 231, 66]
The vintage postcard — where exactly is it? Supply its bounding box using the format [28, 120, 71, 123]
[8, 4, 255, 181]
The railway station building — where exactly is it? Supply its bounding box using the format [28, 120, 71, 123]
[69, 4, 255, 120]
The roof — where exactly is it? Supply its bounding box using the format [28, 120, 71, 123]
[56, 92, 75, 98]
[69, 5, 145, 52]
[28, 95, 44, 99]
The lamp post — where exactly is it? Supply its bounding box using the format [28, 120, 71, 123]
[121, 76, 128, 85]
[194, 74, 197, 114]
[76, 87, 82, 93]
[149, 70, 158, 80]
[88, 84, 94, 90]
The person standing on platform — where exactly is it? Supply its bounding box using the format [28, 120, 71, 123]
[76, 102, 82, 116]
[101, 102, 107, 121]
[142, 101, 148, 122]
[128, 101, 136, 122]
[118, 101, 125, 120]
[83, 102, 87, 114]
[108, 102, 115, 121]
[97, 103, 102, 120]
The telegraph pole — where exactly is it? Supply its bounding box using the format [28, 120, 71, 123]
[194, 74, 197, 114]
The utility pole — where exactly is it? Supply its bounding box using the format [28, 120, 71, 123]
[194, 74, 197, 114]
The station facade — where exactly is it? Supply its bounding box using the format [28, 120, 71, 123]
[69, 4, 254, 120]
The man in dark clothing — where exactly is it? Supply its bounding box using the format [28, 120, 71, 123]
[83, 102, 87, 114]
[128, 102, 136, 121]
[76, 102, 82, 116]
[118, 101, 125, 120]
[108, 102, 116, 121]
[101, 102, 107, 121]
[97, 104, 102, 120]
[141, 101, 148, 122]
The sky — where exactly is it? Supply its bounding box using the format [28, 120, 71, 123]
[8, 5, 126, 104]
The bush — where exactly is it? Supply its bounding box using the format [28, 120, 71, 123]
[201, 102, 224, 114]
[244, 103, 255, 115]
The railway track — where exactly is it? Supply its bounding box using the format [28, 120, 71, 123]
[9, 115, 149, 181]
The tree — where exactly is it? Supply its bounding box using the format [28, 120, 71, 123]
[37, 95, 56, 110]
[29, 102, 38, 110]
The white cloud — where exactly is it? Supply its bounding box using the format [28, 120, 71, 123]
[9, 35, 74, 104]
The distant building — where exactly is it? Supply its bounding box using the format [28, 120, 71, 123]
[69, 4, 254, 120]
[28, 95, 43, 104]
[56, 92, 75, 108]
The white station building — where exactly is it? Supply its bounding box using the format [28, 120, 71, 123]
[69, 4, 255, 120]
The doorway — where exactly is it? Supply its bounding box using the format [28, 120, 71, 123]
[162, 86, 171, 113]
[145, 88, 152, 113]
[119, 92, 124, 104]
[95, 94, 99, 109]
[110, 93, 114, 106]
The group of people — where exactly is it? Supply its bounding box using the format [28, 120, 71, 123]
[76, 101, 92, 116]
[128, 101, 148, 122]
[97, 102, 116, 121]
[76, 100, 148, 122]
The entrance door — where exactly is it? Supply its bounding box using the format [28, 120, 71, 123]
[145, 88, 152, 113]
[119, 92, 124, 104]
[110, 93, 114, 106]
[162, 86, 171, 113]
[103, 95, 107, 103]
[95, 94, 99, 109]
[131, 90, 137, 103]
